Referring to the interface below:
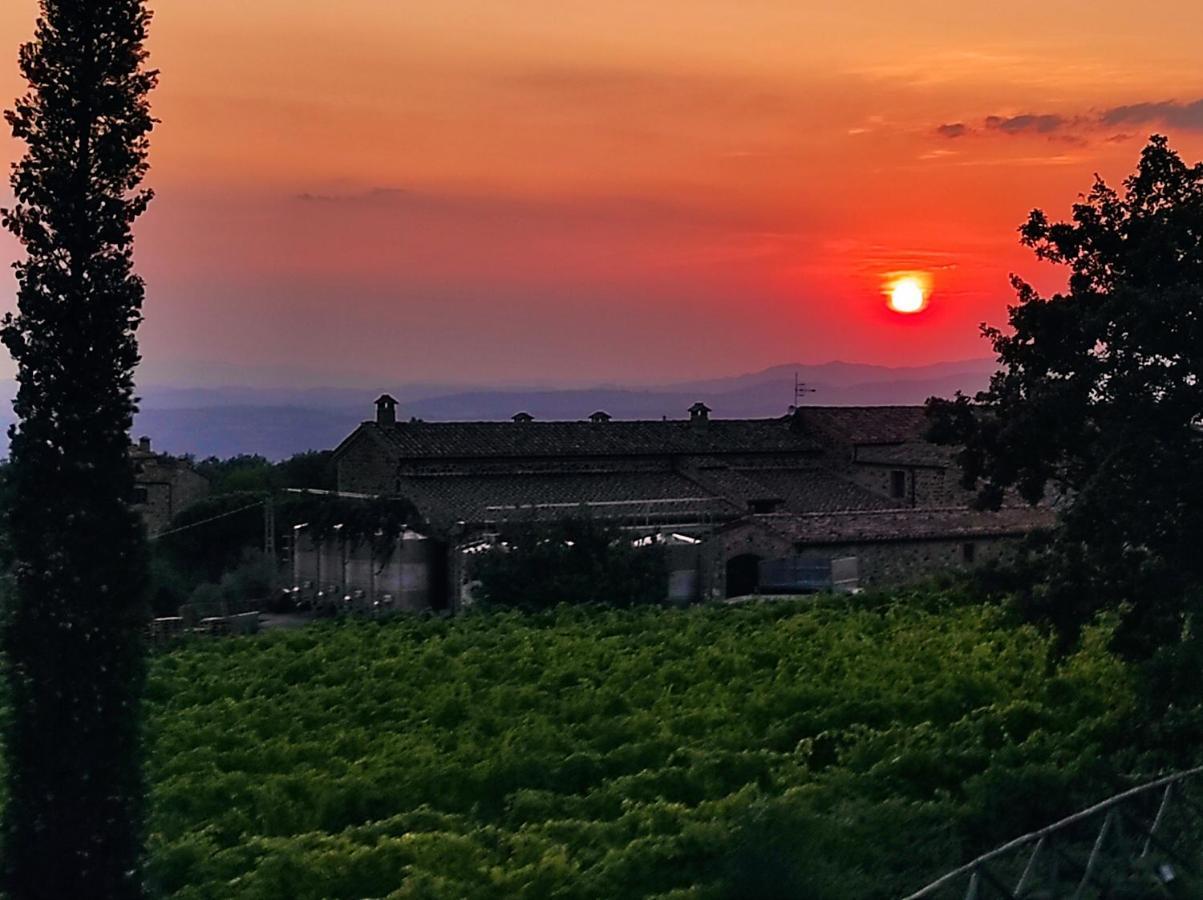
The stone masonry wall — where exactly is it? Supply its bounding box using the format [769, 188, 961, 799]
[844, 463, 968, 508]
[134, 482, 174, 536]
[133, 461, 210, 536]
[793, 537, 1017, 587]
[700, 521, 1022, 599]
[336, 432, 397, 495]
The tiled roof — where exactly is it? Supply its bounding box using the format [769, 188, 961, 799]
[340, 406, 940, 463]
[397, 471, 741, 529]
[676, 462, 785, 506]
[357, 417, 822, 460]
[739, 467, 898, 513]
[394, 461, 927, 530]
[333, 407, 977, 536]
[794, 406, 931, 445]
[853, 442, 953, 467]
[742, 506, 1055, 544]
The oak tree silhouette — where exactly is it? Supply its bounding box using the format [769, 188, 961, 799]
[929, 136, 1203, 654]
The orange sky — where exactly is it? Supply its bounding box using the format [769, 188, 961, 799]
[3, 1, 1203, 386]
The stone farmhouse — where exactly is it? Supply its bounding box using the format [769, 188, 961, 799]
[130, 437, 210, 536]
[302, 396, 1052, 611]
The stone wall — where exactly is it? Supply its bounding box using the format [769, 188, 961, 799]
[336, 432, 397, 495]
[133, 460, 210, 536]
[171, 467, 210, 514]
[700, 520, 1022, 599]
[793, 536, 1017, 587]
[133, 482, 174, 536]
[844, 463, 968, 508]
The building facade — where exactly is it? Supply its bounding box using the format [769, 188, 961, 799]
[131, 437, 211, 536]
[302, 398, 1052, 610]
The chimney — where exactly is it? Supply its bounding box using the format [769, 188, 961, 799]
[138, 436, 151, 453]
[589, 411, 611, 423]
[512, 412, 534, 423]
[375, 394, 398, 426]
[688, 402, 711, 426]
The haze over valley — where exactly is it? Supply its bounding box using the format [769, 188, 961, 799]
[5, 358, 996, 459]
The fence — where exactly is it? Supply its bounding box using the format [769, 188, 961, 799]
[903, 767, 1203, 899]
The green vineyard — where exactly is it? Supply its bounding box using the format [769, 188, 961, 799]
[144, 594, 1140, 898]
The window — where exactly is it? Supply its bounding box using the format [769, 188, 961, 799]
[962, 542, 976, 564]
[133, 487, 149, 505]
[890, 470, 907, 499]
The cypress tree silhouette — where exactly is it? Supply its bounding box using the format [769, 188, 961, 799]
[1, 2, 157, 896]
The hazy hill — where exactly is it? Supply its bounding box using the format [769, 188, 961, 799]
[0, 359, 997, 459]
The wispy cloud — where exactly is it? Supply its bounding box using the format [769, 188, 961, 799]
[1100, 98, 1203, 131]
[295, 187, 413, 205]
[984, 113, 1070, 135]
[935, 97, 1203, 145]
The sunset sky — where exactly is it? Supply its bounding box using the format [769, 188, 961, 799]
[2, 1, 1203, 387]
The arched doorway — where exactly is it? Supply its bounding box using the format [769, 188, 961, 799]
[726, 553, 762, 598]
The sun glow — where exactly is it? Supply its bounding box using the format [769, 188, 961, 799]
[886, 275, 930, 314]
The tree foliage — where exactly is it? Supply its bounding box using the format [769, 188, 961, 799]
[150, 492, 420, 615]
[0, 1, 157, 896]
[193, 450, 336, 496]
[468, 519, 668, 610]
[928, 136, 1203, 650]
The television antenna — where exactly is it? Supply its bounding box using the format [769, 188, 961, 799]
[794, 373, 817, 406]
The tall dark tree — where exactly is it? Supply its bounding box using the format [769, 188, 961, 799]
[1, 2, 157, 897]
[928, 136, 1203, 651]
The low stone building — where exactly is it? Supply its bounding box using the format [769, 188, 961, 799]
[307, 397, 1052, 610]
[130, 437, 210, 536]
[705, 506, 1050, 598]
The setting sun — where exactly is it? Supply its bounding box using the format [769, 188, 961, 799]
[887, 276, 930, 314]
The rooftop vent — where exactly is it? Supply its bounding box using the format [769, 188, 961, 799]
[589, 411, 612, 423]
[375, 394, 398, 426]
[512, 412, 534, 423]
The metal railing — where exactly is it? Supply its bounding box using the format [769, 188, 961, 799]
[903, 767, 1203, 899]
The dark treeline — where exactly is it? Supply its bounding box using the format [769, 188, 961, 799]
[149, 450, 344, 614]
[192, 449, 337, 495]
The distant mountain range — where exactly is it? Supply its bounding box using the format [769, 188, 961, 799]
[0, 359, 998, 460]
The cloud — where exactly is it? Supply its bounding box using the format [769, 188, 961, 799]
[1099, 99, 1203, 131]
[984, 113, 1070, 135]
[934, 113, 1082, 144]
[935, 97, 1203, 144]
[295, 187, 413, 205]
[933, 114, 1076, 140]
[935, 123, 968, 139]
